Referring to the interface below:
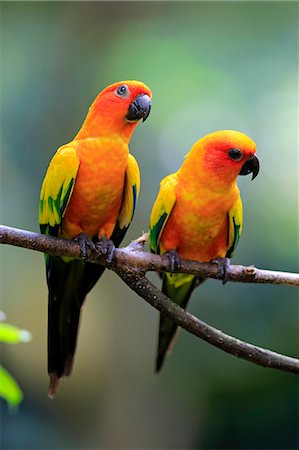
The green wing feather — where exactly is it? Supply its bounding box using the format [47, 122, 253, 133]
[226, 193, 243, 258]
[149, 173, 178, 253]
[39, 145, 80, 237]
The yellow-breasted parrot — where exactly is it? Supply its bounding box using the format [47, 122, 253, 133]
[149, 130, 259, 371]
[39, 80, 152, 396]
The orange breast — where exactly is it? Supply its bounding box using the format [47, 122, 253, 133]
[160, 186, 237, 262]
[62, 137, 128, 239]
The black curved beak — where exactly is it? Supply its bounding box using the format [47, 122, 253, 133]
[126, 94, 151, 123]
[239, 154, 260, 180]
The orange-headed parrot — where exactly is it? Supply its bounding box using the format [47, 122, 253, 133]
[149, 130, 259, 371]
[39, 80, 152, 396]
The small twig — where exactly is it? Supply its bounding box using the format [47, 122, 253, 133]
[0, 224, 298, 374]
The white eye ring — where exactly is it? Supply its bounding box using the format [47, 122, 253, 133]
[115, 84, 130, 98]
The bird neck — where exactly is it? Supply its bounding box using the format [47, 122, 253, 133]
[179, 145, 238, 196]
[74, 99, 138, 143]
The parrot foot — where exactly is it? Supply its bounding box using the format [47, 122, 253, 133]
[165, 249, 181, 275]
[95, 237, 115, 264]
[74, 233, 95, 259]
[212, 257, 231, 284]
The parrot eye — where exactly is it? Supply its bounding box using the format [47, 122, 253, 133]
[228, 148, 243, 161]
[115, 84, 130, 98]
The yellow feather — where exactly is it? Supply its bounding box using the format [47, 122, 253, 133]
[118, 154, 140, 229]
[149, 173, 178, 252]
[39, 145, 80, 230]
[227, 190, 243, 257]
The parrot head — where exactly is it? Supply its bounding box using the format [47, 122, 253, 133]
[199, 130, 260, 183]
[76, 80, 152, 141]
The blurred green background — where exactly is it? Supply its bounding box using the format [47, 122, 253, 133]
[1, 1, 298, 449]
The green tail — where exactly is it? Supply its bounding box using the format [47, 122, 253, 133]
[156, 273, 205, 372]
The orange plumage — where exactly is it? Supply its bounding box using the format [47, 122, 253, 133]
[39, 80, 152, 396]
[61, 81, 152, 239]
[159, 131, 256, 261]
[149, 130, 259, 371]
[62, 137, 129, 239]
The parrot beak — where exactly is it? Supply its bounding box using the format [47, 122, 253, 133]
[126, 94, 151, 123]
[239, 154, 260, 180]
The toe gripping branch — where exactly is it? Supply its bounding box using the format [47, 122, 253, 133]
[212, 257, 231, 284]
[165, 249, 181, 275]
[74, 234, 115, 265]
[95, 236, 115, 264]
[74, 233, 96, 259]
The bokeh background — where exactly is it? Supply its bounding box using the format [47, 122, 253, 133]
[1, 1, 298, 449]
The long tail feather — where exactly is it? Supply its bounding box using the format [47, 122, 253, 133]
[47, 256, 105, 395]
[156, 273, 205, 372]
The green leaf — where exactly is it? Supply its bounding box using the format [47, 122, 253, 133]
[0, 366, 23, 407]
[0, 323, 32, 344]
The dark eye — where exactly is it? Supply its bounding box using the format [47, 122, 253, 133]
[115, 84, 129, 98]
[228, 148, 243, 161]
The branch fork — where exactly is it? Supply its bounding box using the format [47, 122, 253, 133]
[1, 224, 298, 374]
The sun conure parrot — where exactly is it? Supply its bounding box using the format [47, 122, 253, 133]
[149, 130, 259, 372]
[39, 80, 152, 397]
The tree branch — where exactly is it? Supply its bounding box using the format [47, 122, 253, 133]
[116, 269, 299, 374]
[1, 225, 298, 286]
[1, 224, 298, 374]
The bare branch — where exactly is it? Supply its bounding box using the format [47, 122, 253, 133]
[1, 225, 298, 286]
[1, 224, 298, 374]
[115, 268, 299, 374]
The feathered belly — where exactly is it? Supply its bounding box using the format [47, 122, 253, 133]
[62, 141, 128, 239]
[64, 180, 124, 238]
[160, 197, 233, 262]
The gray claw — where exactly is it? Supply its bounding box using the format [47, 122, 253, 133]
[165, 249, 181, 275]
[95, 237, 115, 264]
[212, 257, 231, 284]
[74, 233, 95, 259]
